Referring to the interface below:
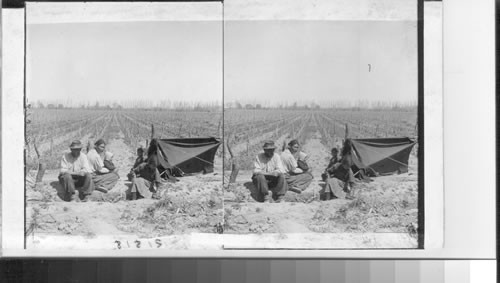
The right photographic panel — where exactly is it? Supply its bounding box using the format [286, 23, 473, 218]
[223, 0, 428, 249]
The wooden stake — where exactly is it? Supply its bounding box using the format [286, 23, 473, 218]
[415, 117, 418, 136]
[226, 135, 239, 184]
[177, 124, 182, 137]
[33, 138, 40, 159]
[33, 141, 45, 183]
[86, 140, 92, 153]
[36, 163, 46, 183]
[217, 117, 222, 138]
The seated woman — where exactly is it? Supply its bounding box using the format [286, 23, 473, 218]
[323, 139, 357, 200]
[87, 139, 120, 193]
[127, 156, 162, 200]
[280, 139, 313, 193]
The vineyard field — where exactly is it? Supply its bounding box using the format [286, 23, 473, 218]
[223, 108, 419, 248]
[25, 108, 223, 249]
[23, 107, 420, 249]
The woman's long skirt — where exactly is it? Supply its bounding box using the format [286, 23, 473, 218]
[92, 172, 119, 192]
[128, 177, 155, 199]
[285, 172, 313, 192]
[324, 177, 347, 199]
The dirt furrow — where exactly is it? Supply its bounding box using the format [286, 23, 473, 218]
[301, 131, 330, 179]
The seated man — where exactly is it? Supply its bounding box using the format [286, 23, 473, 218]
[87, 139, 120, 193]
[252, 141, 287, 203]
[59, 140, 94, 202]
[280, 139, 313, 194]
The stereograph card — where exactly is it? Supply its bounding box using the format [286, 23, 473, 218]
[1, 0, 447, 257]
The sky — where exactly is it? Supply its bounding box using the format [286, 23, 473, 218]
[224, 20, 418, 106]
[26, 20, 223, 107]
[224, 0, 417, 21]
[26, 1, 418, 108]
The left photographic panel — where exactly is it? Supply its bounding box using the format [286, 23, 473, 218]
[20, 2, 223, 251]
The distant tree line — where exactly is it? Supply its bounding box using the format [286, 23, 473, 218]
[227, 101, 321, 110]
[36, 101, 123, 110]
[32, 100, 221, 112]
[225, 100, 417, 112]
[32, 99, 416, 112]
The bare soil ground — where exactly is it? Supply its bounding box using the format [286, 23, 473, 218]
[223, 131, 419, 249]
[25, 133, 223, 250]
[23, 126, 418, 249]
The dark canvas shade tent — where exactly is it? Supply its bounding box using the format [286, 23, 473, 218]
[350, 137, 416, 176]
[149, 137, 221, 176]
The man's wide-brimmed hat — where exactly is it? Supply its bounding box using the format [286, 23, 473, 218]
[262, 141, 276, 150]
[69, 140, 83, 149]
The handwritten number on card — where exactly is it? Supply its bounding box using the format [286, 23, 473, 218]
[216, 223, 224, 234]
[115, 239, 165, 249]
